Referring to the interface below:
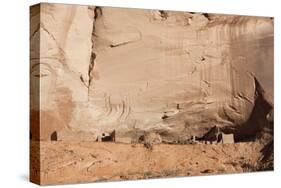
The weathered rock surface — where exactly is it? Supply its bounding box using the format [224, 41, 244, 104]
[30, 3, 273, 142]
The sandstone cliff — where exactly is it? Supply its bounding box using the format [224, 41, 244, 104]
[30, 3, 273, 142]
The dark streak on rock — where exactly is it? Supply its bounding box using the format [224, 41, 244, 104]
[94, 7, 102, 20]
[202, 13, 211, 21]
[159, 10, 168, 20]
[85, 7, 102, 100]
[109, 41, 135, 48]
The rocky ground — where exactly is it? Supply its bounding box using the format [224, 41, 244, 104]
[30, 139, 273, 185]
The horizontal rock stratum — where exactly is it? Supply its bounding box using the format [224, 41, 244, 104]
[30, 3, 273, 143]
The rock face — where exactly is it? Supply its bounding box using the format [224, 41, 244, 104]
[30, 3, 273, 142]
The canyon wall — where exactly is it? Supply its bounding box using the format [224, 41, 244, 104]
[30, 3, 273, 142]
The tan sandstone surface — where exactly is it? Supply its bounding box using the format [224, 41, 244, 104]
[30, 3, 273, 185]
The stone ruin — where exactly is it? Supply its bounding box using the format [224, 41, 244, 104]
[221, 133, 234, 144]
[194, 126, 235, 144]
[47, 127, 235, 146]
[96, 130, 115, 142]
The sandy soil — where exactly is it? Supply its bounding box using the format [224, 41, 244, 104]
[30, 141, 270, 185]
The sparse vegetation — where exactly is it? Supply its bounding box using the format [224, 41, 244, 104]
[162, 169, 180, 177]
[143, 171, 153, 178]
